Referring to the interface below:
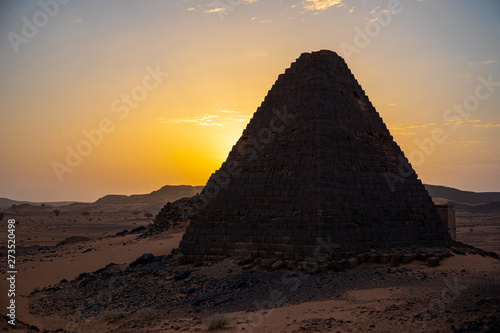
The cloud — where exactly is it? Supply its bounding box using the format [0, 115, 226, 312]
[468, 60, 497, 66]
[199, 122, 223, 127]
[64, 16, 83, 24]
[473, 122, 500, 128]
[349, 6, 356, 13]
[387, 123, 436, 131]
[161, 114, 221, 126]
[443, 140, 481, 146]
[187, 7, 195, 11]
[161, 110, 252, 127]
[444, 119, 481, 126]
[204, 7, 226, 14]
[302, 0, 345, 11]
[392, 131, 416, 136]
[203, 0, 257, 15]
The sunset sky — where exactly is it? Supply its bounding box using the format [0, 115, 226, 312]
[1, 0, 499, 202]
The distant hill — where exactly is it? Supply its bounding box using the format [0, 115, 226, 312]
[3, 184, 498, 213]
[0, 198, 80, 210]
[424, 184, 500, 204]
[94, 185, 204, 205]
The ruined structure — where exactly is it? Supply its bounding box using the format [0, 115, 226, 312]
[177, 50, 453, 262]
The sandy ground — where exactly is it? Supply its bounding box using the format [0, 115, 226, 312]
[455, 213, 500, 254]
[0, 229, 182, 330]
[0, 204, 499, 332]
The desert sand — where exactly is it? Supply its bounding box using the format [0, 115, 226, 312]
[1, 193, 499, 332]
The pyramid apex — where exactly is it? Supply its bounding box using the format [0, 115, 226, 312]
[299, 49, 342, 60]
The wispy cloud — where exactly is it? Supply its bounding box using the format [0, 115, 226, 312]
[204, 7, 226, 14]
[392, 131, 416, 136]
[302, 0, 345, 11]
[443, 140, 482, 146]
[473, 122, 500, 128]
[203, 0, 257, 15]
[64, 16, 83, 24]
[387, 123, 436, 131]
[160, 110, 251, 127]
[161, 114, 222, 126]
[468, 60, 497, 66]
[444, 119, 481, 126]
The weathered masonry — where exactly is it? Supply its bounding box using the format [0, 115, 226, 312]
[178, 50, 453, 262]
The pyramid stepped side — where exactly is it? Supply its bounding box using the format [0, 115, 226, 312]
[178, 50, 452, 262]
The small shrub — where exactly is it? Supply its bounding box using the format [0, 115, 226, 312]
[144, 212, 153, 219]
[32, 286, 41, 293]
[0, 212, 4, 220]
[100, 310, 127, 322]
[205, 314, 230, 330]
[132, 211, 140, 216]
[82, 211, 90, 216]
[53, 209, 60, 216]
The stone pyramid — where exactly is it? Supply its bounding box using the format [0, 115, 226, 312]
[178, 50, 453, 262]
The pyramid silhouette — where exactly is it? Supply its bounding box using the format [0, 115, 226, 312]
[178, 50, 452, 262]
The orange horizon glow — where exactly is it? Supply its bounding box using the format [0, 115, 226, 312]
[1, 0, 499, 202]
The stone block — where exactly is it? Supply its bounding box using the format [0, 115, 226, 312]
[271, 260, 285, 270]
[367, 254, 379, 263]
[400, 254, 416, 264]
[427, 256, 440, 267]
[346, 257, 359, 268]
[379, 254, 391, 263]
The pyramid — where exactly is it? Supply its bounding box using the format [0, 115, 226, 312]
[178, 50, 453, 262]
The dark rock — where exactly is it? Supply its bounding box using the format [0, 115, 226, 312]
[115, 230, 130, 237]
[191, 298, 210, 306]
[174, 271, 191, 281]
[129, 253, 155, 267]
[130, 226, 147, 234]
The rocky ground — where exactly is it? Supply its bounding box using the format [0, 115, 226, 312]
[1, 198, 499, 333]
[25, 245, 500, 333]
